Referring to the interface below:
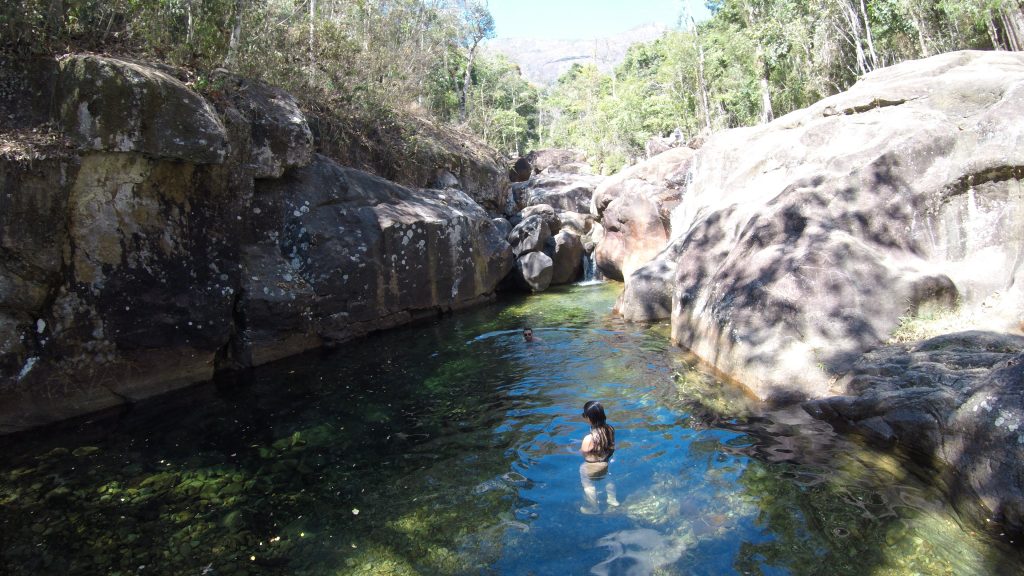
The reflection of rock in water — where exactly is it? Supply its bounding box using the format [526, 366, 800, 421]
[590, 528, 692, 576]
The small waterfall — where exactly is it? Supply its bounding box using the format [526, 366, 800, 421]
[579, 251, 604, 285]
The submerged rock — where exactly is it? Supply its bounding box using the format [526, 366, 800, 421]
[804, 331, 1024, 533]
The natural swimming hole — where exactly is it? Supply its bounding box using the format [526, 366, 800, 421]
[1, 283, 1022, 575]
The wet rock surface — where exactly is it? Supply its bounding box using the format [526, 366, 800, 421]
[804, 332, 1024, 533]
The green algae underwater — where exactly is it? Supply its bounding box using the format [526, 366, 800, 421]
[1, 283, 1022, 575]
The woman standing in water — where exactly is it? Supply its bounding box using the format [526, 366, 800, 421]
[580, 400, 619, 513]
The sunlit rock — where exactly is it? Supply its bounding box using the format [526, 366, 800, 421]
[521, 172, 602, 214]
[592, 146, 694, 281]
[619, 50, 1024, 402]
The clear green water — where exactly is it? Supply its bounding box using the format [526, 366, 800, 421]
[1, 283, 1021, 575]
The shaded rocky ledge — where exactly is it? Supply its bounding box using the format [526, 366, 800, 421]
[0, 54, 512, 434]
[804, 332, 1024, 532]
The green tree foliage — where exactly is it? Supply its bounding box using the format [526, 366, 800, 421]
[2, 0, 1021, 173]
[535, 0, 1021, 173]
[464, 54, 539, 156]
[2, 0, 533, 162]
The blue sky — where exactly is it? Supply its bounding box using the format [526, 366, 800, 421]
[486, 0, 712, 40]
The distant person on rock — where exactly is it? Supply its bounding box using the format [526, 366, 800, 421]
[579, 400, 618, 514]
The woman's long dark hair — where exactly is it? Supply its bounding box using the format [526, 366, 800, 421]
[583, 401, 614, 454]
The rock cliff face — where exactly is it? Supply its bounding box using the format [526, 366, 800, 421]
[601, 50, 1024, 534]
[612, 50, 1023, 402]
[0, 55, 512, 434]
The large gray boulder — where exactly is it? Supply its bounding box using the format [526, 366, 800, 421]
[520, 204, 562, 236]
[216, 72, 314, 179]
[592, 147, 695, 280]
[549, 230, 584, 285]
[618, 50, 1024, 402]
[523, 149, 586, 174]
[238, 156, 513, 365]
[522, 172, 603, 213]
[515, 251, 554, 292]
[56, 55, 227, 164]
[507, 214, 552, 257]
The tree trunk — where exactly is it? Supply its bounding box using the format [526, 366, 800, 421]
[45, 0, 64, 38]
[309, 0, 316, 73]
[185, 0, 194, 45]
[759, 66, 774, 124]
[843, 0, 869, 74]
[858, 0, 878, 70]
[987, 13, 1005, 50]
[741, 3, 774, 125]
[906, 2, 930, 57]
[224, 0, 245, 68]
[692, 17, 712, 132]
[460, 40, 479, 123]
[1001, 4, 1024, 51]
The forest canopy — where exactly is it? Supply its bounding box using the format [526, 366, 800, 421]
[3, 0, 1022, 172]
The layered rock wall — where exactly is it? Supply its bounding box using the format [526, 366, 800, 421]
[0, 55, 512, 433]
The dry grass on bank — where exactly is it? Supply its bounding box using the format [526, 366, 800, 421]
[888, 290, 1024, 344]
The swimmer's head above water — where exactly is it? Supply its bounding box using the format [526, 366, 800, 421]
[582, 400, 607, 425]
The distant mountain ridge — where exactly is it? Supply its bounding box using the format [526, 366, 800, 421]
[483, 24, 667, 86]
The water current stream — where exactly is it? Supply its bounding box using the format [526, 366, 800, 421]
[1, 283, 1021, 575]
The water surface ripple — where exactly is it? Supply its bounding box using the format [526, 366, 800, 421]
[1, 284, 1021, 575]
